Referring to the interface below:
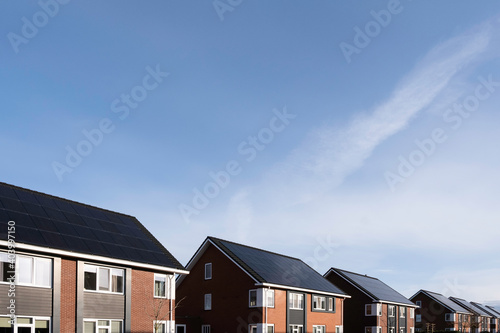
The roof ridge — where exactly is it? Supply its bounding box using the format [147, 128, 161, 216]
[332, 267, 379, 280]
[331, 268, 378, 301]
[208, 236, 303, 262]
[0, 181, 137, 220]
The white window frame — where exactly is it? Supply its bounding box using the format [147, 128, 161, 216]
[249, 289, 257, 307]
[202, 324, 211, 333]
[389, 305, 396, 317]
[445, 313, 455, 321]
[313, 325, 326, 333]
[176, 324, 187, 333]
[335, 326, 343, 333]
[365, 304, 382, 316]
[313, 295, 327, 311]
[9, 316, 51, 333]
[154, 320, 167, 333]
[289, 324, 303, 333]
[83, 264, 124, 294]
[154, 273, 168, 298]
[0, 252, 15, 284]
[410, 308, 415, 319]
[329, 297, 334, 311]
[205, 263, 212, 280]
[204, 293, 212, 310]
[289, 293, 304, 310]
[265, 324, 274, 333]
[266, 289, 275, 308]
[83, 318, 123, 333]
[16, 255, 52, 288]
[400, 307, 406, 318]
[249, 325, 257, 333]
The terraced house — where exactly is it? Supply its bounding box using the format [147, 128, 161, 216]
[324, 268, 417, 333]
[471, 303, 499, 333]
[0, 182, 188, 333]
[449, 297, 492, 333]
[176, 237, 350, 333]
[409, 290, 472, 332]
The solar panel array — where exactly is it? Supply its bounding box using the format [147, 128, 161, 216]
[337, 269, 414, 305]
[425, 292, 470, 313]
[0, 182, 183, 269]
[211, 237, 347, 295]
[451, 297, 491, 316]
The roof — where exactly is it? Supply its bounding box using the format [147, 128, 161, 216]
[0, 182, 185, 272]
[449, 297, 491, 316]
[326, 268, 415, 306]
[486, 305, 500, 317]
[182, 236, 349, 296]
[411, 290, 470, 314]
[472, 302, 499, 318]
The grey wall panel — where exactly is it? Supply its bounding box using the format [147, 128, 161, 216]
[52, 257, 61, 333]
[3, 286, 53, 316]
[83, 292, 125, 319]
[289, 309, 304, 325]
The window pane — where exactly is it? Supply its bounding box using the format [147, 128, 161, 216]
[205, 263, 212, 279]
[0, 317, 11, 327]
[99, 268, 110, 291]
[35, 258, 52, 287]
[17, 318, 32, 324]
[112, 269, 124, 293]
[84, 321, 96, 333]
[99, 329, 108, 333]
[18, 256, 33, 284]
[111, 321, 122, 333]
[267, 326, 274, 333]
[35, 319, 49, 328]
[98, 320, 110, 326]
[249, 290, 257, 306]
[84, 271, 97, 290]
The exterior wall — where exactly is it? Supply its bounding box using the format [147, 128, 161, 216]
[0, 285, 52, 316]
[266, 289, 287, 333]
[306, 295, 344, 333]
[176, 243, 259, 333]
[131, 268, 174, 333]
[61, 258, 77, 332]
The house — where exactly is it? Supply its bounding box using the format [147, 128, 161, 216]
[0, 182, 188, 333]
[471, 303, 499, 333]
[409, 290, 471, 332]
[176, 236, 350, 333]
[486, 306, 500, 333]
[324, 268, 417, 333]
[449, 297, 492, 333]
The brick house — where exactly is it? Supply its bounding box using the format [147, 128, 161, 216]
[449, 297, 492, 333]
[176, 237, 350, 333]
[0, 182, 188, 333]
[471, 303, 499, 333]
[324, 268, 417, 333]
[485, 306, 500, 333]
[409, 290, 471, 332]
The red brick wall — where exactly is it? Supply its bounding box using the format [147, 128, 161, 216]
[306, 296, 344, 333]
[265, 289, 287, 333]
[176, 243, 261, 333]
[131, 268, 174, 332]
[60, 258, 77, 332]
[412, 292, 452, 331]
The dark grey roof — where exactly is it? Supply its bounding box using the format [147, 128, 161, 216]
[413, 290, 470, 313]
[328, 268, 415, 306]
[486, 305, 500, 317]
[0, 182, 184, 270]
[208, 237, 348, 296]
[472, 302, 498, 318]
[450, 297, 490, 316]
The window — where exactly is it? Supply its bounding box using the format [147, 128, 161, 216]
[204, 294, 212, 310]
[17, 255, 52, 287]
[266, 289, 275, 308]
[265, 325, 274, 333]
[365, 304, 382, 316]
[416, 314, 421, 322]
[249, 325, 257, 333]
[0, 252, 14, 283]
[154, 321, 166, 333]
[410, 308, 415, 319]
[83, 319, 122, 333]
[84, 264, 123, 293]
[389, 305, 396, 317]
[176, 325, 186, 333]
[329, 297, 334, 311]
[202, 325, 210, 333]
[400, 307, 406, 318]
[205, 263, 212, 280]
[154, 274, 167, 298]
[313, 325, 326, 333]
[415, 301, 421, 307]
[289, 293, 304, 310]
[2, 317, 51, 333]
[313, 296, 327, 310]
[249, 290, 257, 307]
[289, 325, 303, 333]
[335, 326, 343, 333]
[445, 313, 455, 321]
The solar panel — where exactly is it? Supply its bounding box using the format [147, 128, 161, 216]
[213, 238, 347, 295]
[0, 182, 184, 270]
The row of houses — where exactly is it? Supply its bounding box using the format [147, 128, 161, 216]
[0, 182, 498, 333]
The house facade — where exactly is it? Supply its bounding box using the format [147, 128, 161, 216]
[324, 268, 417, 333]
[176, 237, 349, 333]
[472, 303, 499, 333]
[409, 290, 471, 332]
[449, 297, 492, 333]
[0, 182, 188, 333]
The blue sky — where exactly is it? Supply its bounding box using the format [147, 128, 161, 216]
[2, 1, 500, 305]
